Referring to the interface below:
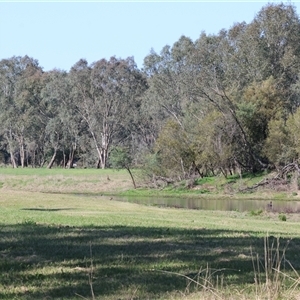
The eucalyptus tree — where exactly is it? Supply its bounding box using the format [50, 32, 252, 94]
[69, 57, 147, 169]
[0, 57, 20, 167]
[143, 36, 195, 129]
[154, 119, 195, 179]
[263, 118, 294, 169]
[43, 70, 85, 168]
[183, 3, 300, 172]
[143, 36, 236, 178]
[221, 3, 300, 115]
[142, 3, 300, 178]
[17, 59, 45, 167]
[190, 31, 261, 167]
[143, 34, 235, 175]
[253, 3, 300, 85]
[217, 3, 300, 97]
[40, 70, 76, 168]
[0, 56, 43, 167]
[263, 106, 300, 178]
[142, 37, 198, 149]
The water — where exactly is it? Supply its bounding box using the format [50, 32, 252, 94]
[115, 195, 300, 213]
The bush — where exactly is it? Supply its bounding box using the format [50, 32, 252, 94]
[250, 209, 263, 216]
[279, 213, 287, 221]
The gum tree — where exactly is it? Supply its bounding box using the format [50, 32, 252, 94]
[69, 57, 147, 169]
[0, 56, 43, 167]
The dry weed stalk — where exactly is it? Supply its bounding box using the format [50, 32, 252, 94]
[156, 265, 225, 300]
[75, 241, 96, 300]
[251, 235, 293, 300]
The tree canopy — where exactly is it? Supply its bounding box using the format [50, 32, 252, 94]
[1, 3, 300, 184]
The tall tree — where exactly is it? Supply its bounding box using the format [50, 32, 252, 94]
[0, 56, 43, 168]
[69, 57, 147, 169]
[41, 70, 84, 168]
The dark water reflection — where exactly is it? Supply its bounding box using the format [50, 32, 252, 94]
[115, 196, 300, 213]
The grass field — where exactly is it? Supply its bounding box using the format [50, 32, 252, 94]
[1, 168, 300, 299]
[0, 168, 134, 194]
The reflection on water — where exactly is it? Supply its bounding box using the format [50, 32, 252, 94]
[115, 196, 300, 213]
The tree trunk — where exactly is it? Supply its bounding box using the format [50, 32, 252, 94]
[6, 131, 17, 168]
[66, 147, 75, 169]
[90, 130, 106, 169]
[31, 149, 36, 168]
[10, 152, 17, 168]
[20, 142, 25, 168]
[47, 149, 57, 169]
[100, 149, 106, 169]
[100, 129, 109, 169]
[63, 151, 66, 168]
[126, 167, 137, 189]
[8, 142, 17, 168]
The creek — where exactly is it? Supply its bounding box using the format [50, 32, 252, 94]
[115, 195, 300, 213]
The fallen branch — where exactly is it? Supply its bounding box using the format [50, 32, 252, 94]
[238, 162, 300, 192]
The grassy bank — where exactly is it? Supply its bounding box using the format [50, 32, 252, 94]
[0, 167, 298, 199]
[1, 168, 300, 299]
[0, 168, 133, 194]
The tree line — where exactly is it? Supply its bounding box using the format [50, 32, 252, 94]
[1, 3, 300, 184]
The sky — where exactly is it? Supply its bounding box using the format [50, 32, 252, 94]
[1, 1, 300, 72]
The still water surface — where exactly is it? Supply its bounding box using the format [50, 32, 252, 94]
[115, 196, 300, 213]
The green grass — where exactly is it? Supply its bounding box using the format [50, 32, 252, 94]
[1, 168, 300, 299]
[0, 168, 133, 194]
[0, 167, 115, 176]
[1, 189, 300, 299]
[0, 167, 297, 200]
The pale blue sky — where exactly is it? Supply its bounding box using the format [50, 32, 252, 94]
[1, 1, 300, 71]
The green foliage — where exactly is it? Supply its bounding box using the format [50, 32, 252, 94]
[237, 77, 284, 148]
[279, 213, 287, 221]
[263, 119, 293, 167]
[264, 107, 300, 167]
[191, 111, 234, 176]
[194, 177, 215, 185]
[250, 209, 263, 216]
[286, 107, 300, 156]
[141, 151, 165, 179]
[109, 146, 132, 170]
[109, 146, 138, 189]
[154, 119, 195, 179]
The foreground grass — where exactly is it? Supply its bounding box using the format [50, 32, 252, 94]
[1, 168, 300, 299]
[1, 189, 300, 299]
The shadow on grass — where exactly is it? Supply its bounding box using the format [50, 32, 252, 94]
[21, 208, 75, 212]
[0, 224, 299, 299]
